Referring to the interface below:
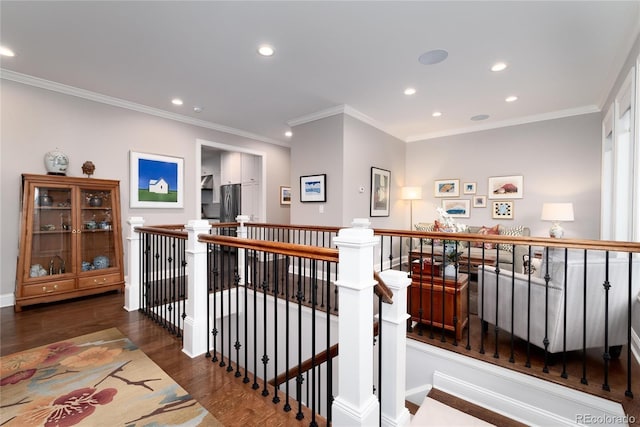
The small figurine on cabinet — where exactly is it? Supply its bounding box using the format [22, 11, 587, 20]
[82, 161, 96, 177]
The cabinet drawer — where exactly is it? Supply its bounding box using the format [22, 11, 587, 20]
[79, 272, 122, 288]
[23, 279, 75, 297]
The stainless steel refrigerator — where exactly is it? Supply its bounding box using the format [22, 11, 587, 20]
[220, 184, 241, 223]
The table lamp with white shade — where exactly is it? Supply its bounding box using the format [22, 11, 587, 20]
[541, 202, 574, 238]
[401, 186, 422, 228]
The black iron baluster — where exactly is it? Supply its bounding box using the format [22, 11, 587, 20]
[234, 262, 241, 378]
[219, 243, 227, 369]
[429, 242, 435, 340]
[252, 252, 259, 390]
[581, 249, 588, 385]
[284, 255, 292, 412]
[509, 246, 515, 363]
[310, 259, 318, 427]
[296, 256, 305, 421]
[261, 251, 270, 397]
[479, 240, 486, 354]
[272, 254, 280, 403]
[180, 238, 187, 339]
[243, 249, 250, 384]
[525, 246, 532, 368]
[625, 252, 633, 398]
[543, 248, 551, 373]
[211, 244, 219, 363]
[602, 251, 611, 391]
[465, 241, 472, 351]
[452, 240, 459, 347]
[226, 249, 234, 373]
[561, 248, 569, 379]
[206, 243, 212, 359]
[493, 245, 500, 359]
[325, 261, 333, 424]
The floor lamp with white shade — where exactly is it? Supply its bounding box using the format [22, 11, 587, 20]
[401, 186, 422, 228]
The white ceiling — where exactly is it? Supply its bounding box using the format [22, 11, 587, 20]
[1, 1, 639, 146]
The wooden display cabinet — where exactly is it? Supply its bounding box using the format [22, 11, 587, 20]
[15, 174, 124, 311]
[408, 260, 469, 340]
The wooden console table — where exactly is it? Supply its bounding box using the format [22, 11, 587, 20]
[408, 259, 468, 340]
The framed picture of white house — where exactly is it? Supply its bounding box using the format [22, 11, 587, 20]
[129, 151, 184, 208]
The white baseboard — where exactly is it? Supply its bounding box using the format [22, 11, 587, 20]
[1, 293, 15, 308]
[407, 340, 629, 426]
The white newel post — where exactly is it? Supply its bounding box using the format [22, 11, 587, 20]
[377, 270, 412, 427]
[236, 215, 250, 285]
[183, 219, 212, 358]
[124, 216, 145, 312]
[332, 218, 380, 426]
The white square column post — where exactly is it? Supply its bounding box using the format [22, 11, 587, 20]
[183, 219, 212, 358]
[124, 216, 145, 311]
[377, 269, 412, 427]
[332, 218, 380, 426]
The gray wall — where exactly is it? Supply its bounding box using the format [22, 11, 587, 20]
[406, 113, 602, 239]
[290, 113, 406, 229]
[0, 80, 291, 302]
[290, 115, 344, 226]
[342, 115, 406, 229]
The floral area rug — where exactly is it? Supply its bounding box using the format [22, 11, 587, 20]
[0, 328, 221, 426]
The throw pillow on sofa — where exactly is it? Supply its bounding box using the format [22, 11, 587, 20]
[498, 225, 526, 252]
[474, 225, 499, 249]
[522, 254, 543, 277]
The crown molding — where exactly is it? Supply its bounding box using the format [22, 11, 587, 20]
[0, 69, 289, 148]
[287, 104, 403, 141]
[406, 105, 601, 142]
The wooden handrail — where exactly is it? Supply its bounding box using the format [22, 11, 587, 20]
[199, 234, 339, 262]
[269, 322, 381, 387]
[374, 271, 393, 304]
[378, 228, 640, 253]
[134, 226, 188, 239]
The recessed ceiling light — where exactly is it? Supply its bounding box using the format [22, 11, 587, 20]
[432, 111, 442, 117]
[0, 46, 15, 57]
[491, 62, 507, 72]
[470, 114, 490, 121]
[418, 49, 448, 65]
[171, 98, 183, 106]
[404, 87, 416, 96]
[505, 95, 518, 103]
[258, 45, 275, 57]
[193, 106, 203, 113]
[285, 131, 292, 138]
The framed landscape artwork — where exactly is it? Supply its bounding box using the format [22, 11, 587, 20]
[280, 186, 291, 205]
[370, 167, 391, 217]
[488, 175, 523, 199]
[300, 174, 326, 202]
[129, 151, 184, 208]
[434, 179, 460, 197]
[441, 199, 470, 218]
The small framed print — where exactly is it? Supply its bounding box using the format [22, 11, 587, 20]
[434, 179, 460, 197]
[370, 167, 391, 217]
[441, 199, 470, 218]
[300, 174, 326, 202]
[463, 182, 477, 194]
[473, 195, 487, 208]
[280, 186, 291, 205]
[492, 200, 514, 219]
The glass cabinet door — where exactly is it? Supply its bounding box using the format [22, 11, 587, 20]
[27, 185, 73, 280]
[79, 187, 118, 272]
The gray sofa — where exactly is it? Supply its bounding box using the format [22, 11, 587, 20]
[412, 223, 531, 273]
